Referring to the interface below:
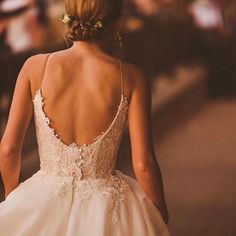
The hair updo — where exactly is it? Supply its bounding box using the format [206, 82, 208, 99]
[64, 0, 124, 42]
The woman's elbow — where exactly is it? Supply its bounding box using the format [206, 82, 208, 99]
[134, 157, 156, 175]
[0, 144, 19, 161]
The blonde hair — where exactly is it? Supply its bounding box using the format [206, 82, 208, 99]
[64, 0, 123, 42]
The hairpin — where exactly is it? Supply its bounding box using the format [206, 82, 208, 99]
[94, 20, 104, 30]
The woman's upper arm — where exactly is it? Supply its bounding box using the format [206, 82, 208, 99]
[1, 57, 34, 152]
[127, 65, 155, 171]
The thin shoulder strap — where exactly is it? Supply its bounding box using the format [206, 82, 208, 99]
[40, 53, 52, 91]
[119, 59, 124, 96]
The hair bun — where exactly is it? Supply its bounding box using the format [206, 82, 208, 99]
[64, 0, 123, 42]
[66, 17, 105, 41]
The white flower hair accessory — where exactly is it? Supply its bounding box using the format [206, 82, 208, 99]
[60, 13, 73, 27]
[60, 13, 104, 32]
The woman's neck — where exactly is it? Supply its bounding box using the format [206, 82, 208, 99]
[70, 41, 104, 55]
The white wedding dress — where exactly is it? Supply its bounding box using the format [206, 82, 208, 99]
[0, 57, 170, 236]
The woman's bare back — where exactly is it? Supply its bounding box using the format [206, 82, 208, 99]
[31, 48, 129, 146]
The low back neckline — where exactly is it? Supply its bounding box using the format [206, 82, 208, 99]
[33, 88, 128, 149]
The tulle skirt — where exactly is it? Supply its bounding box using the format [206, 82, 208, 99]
[0, 171, 170, 236]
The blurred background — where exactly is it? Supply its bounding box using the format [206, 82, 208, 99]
[0, 0, 236, 235]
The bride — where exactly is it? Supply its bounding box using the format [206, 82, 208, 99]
[0, 0, 170, 235]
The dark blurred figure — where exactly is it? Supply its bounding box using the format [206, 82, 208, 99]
[0, 16, 11, 113]
[189, 0, 236, 96]
[35, 0, 48, 26]
[0, 19, 9, 52]
[0, 16, 11, 132]
[0, 0, 34, 118]
[220, 0, 236, 35]
[123, 0, 202, 79]
[151, 1, 201, 73]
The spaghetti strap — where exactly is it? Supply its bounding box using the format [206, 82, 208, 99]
[40, 53, 52, 91]
[119, 59, 124, 96]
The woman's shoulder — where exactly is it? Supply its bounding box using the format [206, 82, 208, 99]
[25, 53, 50, 64]
[19, 53, 51, 92]
[23, 53, 50, 75]
[123, 62, 148, 93]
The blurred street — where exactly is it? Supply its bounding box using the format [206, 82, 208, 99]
[158, 97, 236, 236]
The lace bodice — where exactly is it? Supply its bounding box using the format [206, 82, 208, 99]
[33, 88, 128, 178]
[32, 88, 130, 223]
